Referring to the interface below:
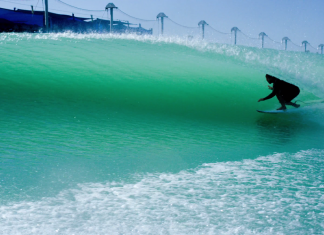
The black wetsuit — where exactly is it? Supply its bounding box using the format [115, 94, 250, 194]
[263, 78, 300, 104]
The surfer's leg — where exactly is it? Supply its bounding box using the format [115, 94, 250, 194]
[284, 87, 300, 108]
[276, 92, 287, 110]
[286, 102, 300, 108]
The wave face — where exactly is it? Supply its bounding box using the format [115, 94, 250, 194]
[0, 33, 324, 233]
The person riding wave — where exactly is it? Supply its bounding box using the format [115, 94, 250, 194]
[258, 74, 300, 110]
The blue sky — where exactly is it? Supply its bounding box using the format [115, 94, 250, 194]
[1, 0, 323, 49]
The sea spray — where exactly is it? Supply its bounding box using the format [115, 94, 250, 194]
[1, 150, 323, 234]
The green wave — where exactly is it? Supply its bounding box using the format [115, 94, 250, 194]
[1, 33, 324, 202]
[0, 33, 322, 123]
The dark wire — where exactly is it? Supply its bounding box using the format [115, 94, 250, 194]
[239, 31, 258, 40]
[55, 0, 104, 12]
[266, 36, 281, 44]
[166, 17, 198, 29]
[206, 25, 230, 35]
[117, 8, 156, 22]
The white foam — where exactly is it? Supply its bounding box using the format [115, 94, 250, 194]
[1, 149, 324, 234]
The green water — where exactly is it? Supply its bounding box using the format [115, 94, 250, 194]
[0, 33, 323, 234]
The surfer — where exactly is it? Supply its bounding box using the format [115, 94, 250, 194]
[258, 74, 300, 110]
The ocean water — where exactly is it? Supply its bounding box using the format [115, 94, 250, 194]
[0, 33, 324, 234]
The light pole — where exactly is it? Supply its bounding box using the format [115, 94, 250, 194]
[105, 3, 118, 33]
[156, 13, 167, 36]
[282, 37, 290, 50]
[302, 41, 309, 52]
[231, 27, 239, 45]
[198, 20, 208, 39]
[259, 32, 267, 48]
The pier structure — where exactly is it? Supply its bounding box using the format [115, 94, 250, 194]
[105, 3, 117, 33]
[198, 20, 208, 39]
[0, 4, 152, 34]
[157, 12, 167, 35]
[259, 32, 267, 48]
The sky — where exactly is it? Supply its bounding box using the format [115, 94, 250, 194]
[1, 0, 323, 49]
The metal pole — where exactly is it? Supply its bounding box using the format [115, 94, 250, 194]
[234, 31, 237, 45]
[106, 3, 117, 33]
[285, 40, 287, 50]
[44, 0, 49, 32]
[322, 46, 323, 54]
[110, 8, 113, 33]
[261, 35, 264, 48]
[157, 13, 167, 36]
[202, 24, 205, 39]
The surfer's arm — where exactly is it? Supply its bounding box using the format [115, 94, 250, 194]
[260, 82, 277, 101]
[259, 89, 276, 102]
[262, 90, 276, 101]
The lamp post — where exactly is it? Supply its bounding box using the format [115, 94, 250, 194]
[282, 37, 290, 50]
[157, 12, 167, 35]
[259, 32, 267, 48]
[302, 41, 309, 52]
[105, 3, 118, 33]
[231, 27, 239, 45]
[198, 20, 208, 39]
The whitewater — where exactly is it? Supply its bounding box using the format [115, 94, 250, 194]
[0, 33, 323, 234]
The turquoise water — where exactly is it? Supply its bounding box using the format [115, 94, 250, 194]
[0, 33, 324, 234]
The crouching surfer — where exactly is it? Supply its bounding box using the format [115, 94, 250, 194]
[258, 74, 300, 110]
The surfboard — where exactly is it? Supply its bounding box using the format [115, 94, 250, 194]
[257, 109, 296, 114]
[257, 100, 324, 114]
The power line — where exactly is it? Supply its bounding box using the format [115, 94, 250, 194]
[166, 17, 198, 29]
[0, 0, 35, 2]
[290, 41, 302, 48]
[266, 35, 281, 44]
[239, 31, 258, 40]
[117, 8, 155, 22]
[309, 44, 318, 51]
[0, 0, 101, 17]
[55, 0, 104, 12]
[0, 0, 35, 7]
[206, 25, 230, 35]
[266, 36, 281, 44]
[35, 0, 40, 9]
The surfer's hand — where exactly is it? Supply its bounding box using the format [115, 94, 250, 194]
[258, 98, 264, 102]
[268, 85, 273, 90]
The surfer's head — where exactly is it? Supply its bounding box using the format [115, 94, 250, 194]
[265, 74, 277, 84]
